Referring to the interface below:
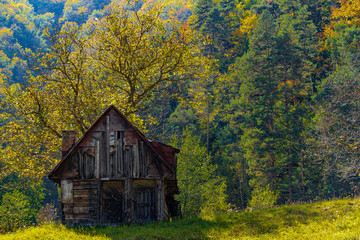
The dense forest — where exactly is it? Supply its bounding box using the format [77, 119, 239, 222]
[1, 0, 360, 231]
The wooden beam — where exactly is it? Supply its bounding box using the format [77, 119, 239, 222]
[106, 116, 110, 177]
[95, 141, 100, 178]
[133, 139, 139, 178]
[115, 131, 119, 178]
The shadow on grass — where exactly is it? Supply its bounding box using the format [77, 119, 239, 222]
[71, 217, 225, 240]
[70, 205, 323, 240]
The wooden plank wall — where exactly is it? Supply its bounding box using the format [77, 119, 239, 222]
[132, 180, 157, 223]
[61, 179, 169, 224]
[72, 179, 99, 225]
[61, 179, 74, 224]
[77, 131, 150, 180]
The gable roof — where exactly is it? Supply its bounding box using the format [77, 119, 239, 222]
[48, 105, 178, 180]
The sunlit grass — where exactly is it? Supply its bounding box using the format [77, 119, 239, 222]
[0, 224, 109, 240]
[1, 198, 360, 239]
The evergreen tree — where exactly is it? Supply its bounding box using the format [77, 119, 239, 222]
[192, 0, 241, 72]
[192, 0, 217, 32]
[238, 10, 279, 192]
[193, 0, 225, 57]
[233, 6, 318, 202]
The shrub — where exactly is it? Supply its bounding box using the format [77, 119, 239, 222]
[247, 185, 278, 211]
[36, 203, 58, 225]
[172, 129, 230, 217]
[0, 190, 31, 232]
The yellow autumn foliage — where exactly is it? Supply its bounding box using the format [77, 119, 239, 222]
[0, 1, 211, 182]
[325, 0, 360, 38]
[238, 10, 258, 36]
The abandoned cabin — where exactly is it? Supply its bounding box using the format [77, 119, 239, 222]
[48, 105, 180, 225]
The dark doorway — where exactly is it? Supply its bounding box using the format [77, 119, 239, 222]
[101, 181, 124, 224]
[134, 189, 156, 222]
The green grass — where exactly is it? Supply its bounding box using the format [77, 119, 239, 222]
[2, 198, 360, 239]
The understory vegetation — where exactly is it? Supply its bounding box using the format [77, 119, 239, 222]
[1, 198, 360, 240]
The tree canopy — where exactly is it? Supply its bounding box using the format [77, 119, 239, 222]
[0, 1, 211, 180]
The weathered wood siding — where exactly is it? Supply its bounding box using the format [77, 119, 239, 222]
[61, 179, 99, 225]
[61, 179, 74, 224]
[75, 110, 160, 180]
[73, 179, 99, 225]
[77, 132, 155, 179]
[133, 180, 157, 222]
[51, 106, 179, 225]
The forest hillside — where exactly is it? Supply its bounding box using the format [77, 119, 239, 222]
[1, 0, 360, 233]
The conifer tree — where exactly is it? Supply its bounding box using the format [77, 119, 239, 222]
[234, 5, 318, 202]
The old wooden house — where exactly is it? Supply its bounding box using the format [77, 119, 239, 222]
[48, 105, 180, 225]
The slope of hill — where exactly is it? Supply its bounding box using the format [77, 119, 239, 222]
[1, 197, 360, 240]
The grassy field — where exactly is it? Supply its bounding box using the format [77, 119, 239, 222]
[1, 198, 360, 239]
